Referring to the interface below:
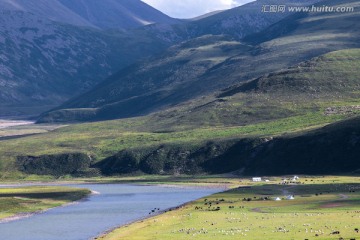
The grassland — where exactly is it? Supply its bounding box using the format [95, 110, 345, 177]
[0, 105, 356, 178]
[0, 186, 90, 220]
[99, 176, 360, 240]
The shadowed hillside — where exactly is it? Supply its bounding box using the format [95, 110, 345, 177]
[0, 0, 323, 118]
[144, 49, 360, 129]
[90, 115, 360, 176]
[0, 1, 179, 117]
[42, 0, 360, 123]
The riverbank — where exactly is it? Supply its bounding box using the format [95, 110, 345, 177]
[0, 174, 244, 188]
[0, 186, 91, 223]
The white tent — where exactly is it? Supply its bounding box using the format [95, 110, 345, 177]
[275, 197, 282, 201]
[287, 195, 295, 200]
[292, 176, 300, 181]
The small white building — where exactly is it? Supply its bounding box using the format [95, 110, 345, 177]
[252, 177, 262, 182]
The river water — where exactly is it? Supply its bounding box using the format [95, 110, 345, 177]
[0, 119, 34, 129]
[0, 184, 222, 240]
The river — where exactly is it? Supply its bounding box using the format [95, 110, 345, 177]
[0, 184, 223, 240]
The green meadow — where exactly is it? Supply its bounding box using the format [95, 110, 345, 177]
[100, 176, 360, 240]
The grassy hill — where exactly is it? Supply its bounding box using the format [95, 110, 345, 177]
[1, 110, 353, 178]
[1, 48, 360, 178]
[220, 49, 360, 99]
[148, 49, 360, 128]
[41, 0, 360, 123]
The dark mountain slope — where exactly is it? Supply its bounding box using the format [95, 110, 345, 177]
[143, 48, 360, 130]
[0, 0, 93, 27]
[0, 10, 183, 117]
[144, 0, 321, 42]
[0, 0, 178, 30]
[0, 0, 194, 117]
[38, 35, 252, 122]
[41, 0, 360, 122]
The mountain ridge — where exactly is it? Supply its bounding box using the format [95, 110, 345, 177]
[40, 0, 360, 123]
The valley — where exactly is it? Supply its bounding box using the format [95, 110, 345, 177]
[0, 0, 359, 239]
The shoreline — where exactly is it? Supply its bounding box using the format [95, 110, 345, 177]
[0, 189, 95, 224]
[0, 212, 39, 224]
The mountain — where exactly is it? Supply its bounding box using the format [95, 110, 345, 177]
[41, 0, 360, 123]
[145, 48, 360, 129]
[140, 0, 321, 43]
[0, 0, 178, 30]
[0, 11, 180, 117]
[38, 35, 252, 122]
[0, 0, 323, 118]
[0, 0, 185, 117]
[184, 0, 320, 39]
